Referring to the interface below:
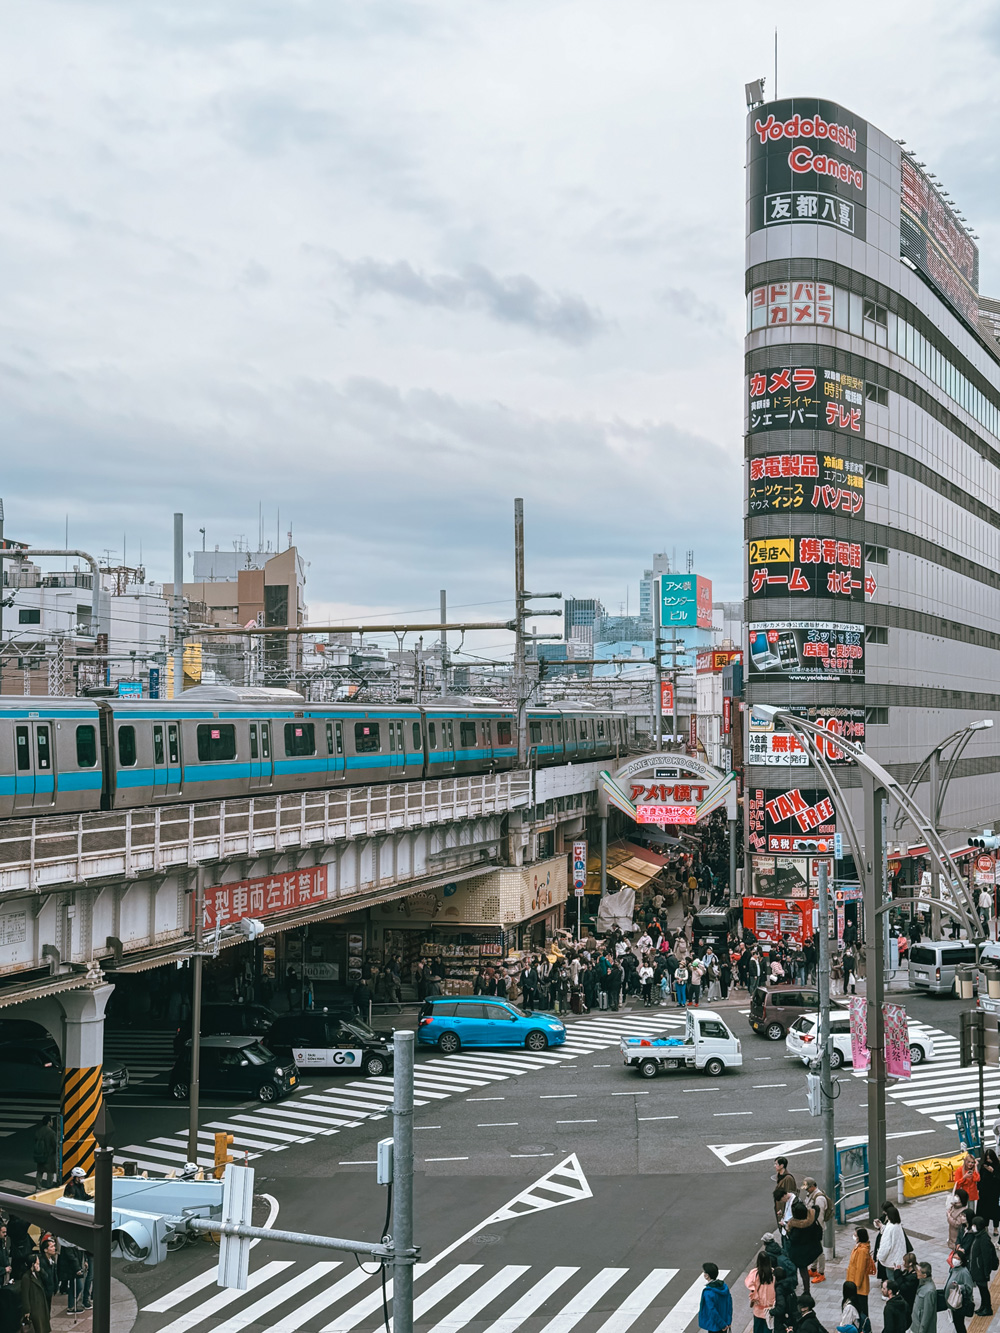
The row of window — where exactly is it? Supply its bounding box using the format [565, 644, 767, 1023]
[528, 717, 609, 744]
[748, 283, 1000, 442]
[13, 723, 98, 771]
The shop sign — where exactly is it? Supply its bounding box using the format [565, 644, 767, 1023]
[900, 156, 979, 329]
[749, 535, 864, 601]
[696, 649, 743, 674]
[571, 841, 588, 890]
[748, 97, 868, 240]
[748, 367, 865, 436]
[751, 854, 809, 899]
[884, 1002, 912, 1079]
[637, 804, 698, 825]
[201, 865, 331, 930]
[660, 574, 713, 628]
[722, 696, 732, 736]
[747, 786, 836, 854]
[975, 854, 996, 886]
[849, 996, 869, 1070]
[747, 704, 865, 766]
[660, 680, 674, 713]
[630, 781, 710, 803]
[748, 621, 864, 683]
[689, 714, 698, 750]
[750, 280, 835, 328]
[748, 451, 864, 517]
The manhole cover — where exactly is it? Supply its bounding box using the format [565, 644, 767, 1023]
[516, 1146, 546, 1153]
[471, 1234, 502, 1245]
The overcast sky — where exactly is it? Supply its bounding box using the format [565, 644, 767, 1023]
[3, 0, 999, 656]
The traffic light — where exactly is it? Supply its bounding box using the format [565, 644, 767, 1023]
[806, 1072, 822, 1117]
[961, 1009, 986, 1066]
[970, 834, 1000, 850]
[110, 1210, 168, 1264]
[214, 1131, 235, 1179]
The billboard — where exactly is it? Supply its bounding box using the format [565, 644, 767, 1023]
[696, 649, 743, 674]
[900, 156, 979, 329]
[748, 535, 864, 601]
[747, 703, 865, 766]
[748, 367, 865, 436]
[750, 279, 834, 328]
[747, 785, 836, 854]
[748, 451, 864, 518]
[747, 621, 864, 682]
[660, 574, 713, 628]
[748, 98, 868, 241]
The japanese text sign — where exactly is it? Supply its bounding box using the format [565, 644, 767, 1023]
[748, 366, 865, 436]
[636, 804, 698, 825]
[849, 997, 870, 1071]
[747, 622, 864, 683]
[748, 452, 864, 517]
[660, 574, 713, 628]
[200, 866, 331, 930]
[883, 1002, 911, 1080]
[571, 841, 588, 890]
[749, 534, 865, 602]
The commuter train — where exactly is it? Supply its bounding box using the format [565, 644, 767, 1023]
[0, 686, 633, 819]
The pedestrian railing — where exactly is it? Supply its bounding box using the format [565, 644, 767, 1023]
[834, 1155, 907, 1223]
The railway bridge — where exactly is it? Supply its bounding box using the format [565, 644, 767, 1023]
[0, 759, 604, 1175]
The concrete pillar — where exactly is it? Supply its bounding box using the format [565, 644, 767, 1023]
[57, 983, 114, 1180]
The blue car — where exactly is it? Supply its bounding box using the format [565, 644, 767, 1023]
[417, 997, 567, 1053]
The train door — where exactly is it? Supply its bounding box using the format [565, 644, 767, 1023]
[151, 723, 183, 798]
[249, 721, 274, 791]
[388, 720, 405, 779]
[325, 720, 346, 781]
[13, 722, 56, 811]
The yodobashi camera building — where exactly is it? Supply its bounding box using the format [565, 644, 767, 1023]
[742, 94, 1000, 900]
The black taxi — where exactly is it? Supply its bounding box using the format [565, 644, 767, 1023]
[265, 1011, 393, 1077]
[168, 1035, 297, 1103]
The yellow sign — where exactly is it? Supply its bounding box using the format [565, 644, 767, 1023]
[901, 1151, 964, 1198]
[749, 538, 795, 564]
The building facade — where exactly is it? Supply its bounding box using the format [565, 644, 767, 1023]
[744, 95, 1000, 879]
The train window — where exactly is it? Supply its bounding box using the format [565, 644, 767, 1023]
[153, 725, 165, 765]
[76, 725, 98, 768]
[325, 722, 334, 755]
[168, 724, 180, 764]
[335, 722, 343, 755]
[396, 721, 404, 750]
[556, 720, 563, 741]
[446, 721, 454, 748]
[412, 722, 421, 750]
[484, 720, 492, 746]
[529, 721, 542, 745]
[428, 722, 436, 748]
[36, 726, 51, 770]
[118, 726, 137, 767]
[15, 726, 29, 770]
[597, 720, 605, 738]
[283, 723, 316, 758]
[580, 722, 588, 741]
[250, 724, 259, 760]
[197, 725, 237, 762]
[460, 721, 477, 747]
[355, 722, 381, 754]
[497, 721, 512, 746]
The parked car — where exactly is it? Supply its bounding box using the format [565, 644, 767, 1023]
[266, 1012, 393, 1076]
[908, 941, 978, 994]
[417, 997, 566, 1053]
[785, 1012, 935, 1067]
[0, 1037, 129, 1096]
[168, 1035, 296, 1103]
[620, 1009, 742, 1078]
[173, 1002, 277, 1054]
[749, 985, 819, 1041]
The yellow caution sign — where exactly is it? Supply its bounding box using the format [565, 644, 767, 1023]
[901, 1151, 965, 1198]
[61, 1065, 103, 1180]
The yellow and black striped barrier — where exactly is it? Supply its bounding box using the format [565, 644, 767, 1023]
[61, 1065, 103, 1181]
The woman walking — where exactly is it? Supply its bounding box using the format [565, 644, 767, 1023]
[744, 1251, 776, 1333]
[845, 1226, 875, 1322]
[944, 1252, 975, 1333]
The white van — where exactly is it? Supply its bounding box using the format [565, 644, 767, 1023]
[908, 940, 977, 994]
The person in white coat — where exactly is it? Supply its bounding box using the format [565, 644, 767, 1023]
[875, 1202, 908, 1276]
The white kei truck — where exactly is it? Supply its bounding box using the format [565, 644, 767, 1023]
[619, 1008, 743, 1078]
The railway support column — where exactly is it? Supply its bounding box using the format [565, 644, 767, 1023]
[58, 984, 114, 1180]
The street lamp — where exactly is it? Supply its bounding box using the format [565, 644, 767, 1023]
[751, 705, 984, 1210]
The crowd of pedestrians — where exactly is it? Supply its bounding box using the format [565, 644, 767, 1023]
[0, 1141, 97, 1333]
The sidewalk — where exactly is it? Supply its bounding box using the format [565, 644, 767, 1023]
[735, 1192, 1000, 1333]
[46, 1279, 136, 1333]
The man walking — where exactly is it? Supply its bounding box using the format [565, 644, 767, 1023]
[774, 1158, 796, 1225]
[32, 1114, 58, 1192]
[698, 1263, 733, 1333]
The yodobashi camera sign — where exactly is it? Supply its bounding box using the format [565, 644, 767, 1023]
[748, 97, 868, 241]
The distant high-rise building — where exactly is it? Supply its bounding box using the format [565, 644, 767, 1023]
[639, 554, 672, 623]
[563, 597, 603, 642]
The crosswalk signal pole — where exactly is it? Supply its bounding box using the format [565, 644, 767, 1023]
[392, 1030, 415, 1333]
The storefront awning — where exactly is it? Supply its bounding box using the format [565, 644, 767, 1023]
[618, 841, 669, 867]
[606, 858, 661, 890]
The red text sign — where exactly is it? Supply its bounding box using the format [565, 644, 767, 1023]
[201, 866, 331, 930]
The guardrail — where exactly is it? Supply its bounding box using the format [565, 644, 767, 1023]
[0, 772, 533, 893]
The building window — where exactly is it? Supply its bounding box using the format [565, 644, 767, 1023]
[117, 725, 137, 767]
[865, 384, 889, 407]
[197, 724, 236, 761]
[866, 707, 889, 725]
[865, 626, 888, 645]
[283, 723, 315, 757]
[76, 724, 98, 768]
[865, 464, 888, 485]
[355, 722, 381, 754]
[18, 608, 41, 625]
[866, 545, 888, 565]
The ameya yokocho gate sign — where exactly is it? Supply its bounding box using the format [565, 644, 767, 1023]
[600, 753, 738, 828]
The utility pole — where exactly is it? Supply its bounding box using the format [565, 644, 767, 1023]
[187, 868, 205, 1163]
[512, 498, 561, 764]
[172, 513, 184, 699]
[817, 858, 836, 1258]
[928, 748, 942, 940]
[863, 773, 889, 1213]
[439, 590, 448, 697]
[392, 1031, 415, 1333]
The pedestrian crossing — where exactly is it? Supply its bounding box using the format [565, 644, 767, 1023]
[859, 1023, 998, 1131]
[104, 1029, 177, 1085]
[139, 1258, 728, 1333]
[0, 1098, 58, 1139]
[109, 1011, 688, 1177]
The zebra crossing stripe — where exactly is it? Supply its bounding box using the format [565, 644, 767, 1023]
[537, 1268, 630, 1333]
[403, 1265, 484, 1329]
[142, 1265, 219, 1313]
[267, 1267, 373, 1333]
[421, 1266, 531, 1333]
[154, 1260, 294, 1333]
[594, 1270, 678, 1333]
[207, 1261, 341, 1333]
[479, 1266, 579, 1333]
